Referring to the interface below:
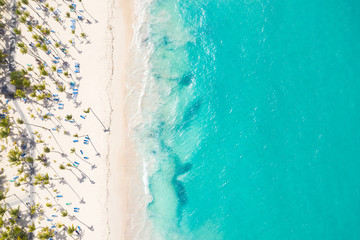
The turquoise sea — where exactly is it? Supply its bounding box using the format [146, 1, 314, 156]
[134, 0, 360, 239]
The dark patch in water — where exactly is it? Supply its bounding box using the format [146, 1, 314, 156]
[183, 100, 201, 123]
[176, 99, 202, 130]
[163, 36, 169, 45]
[172, 179, 188, 205]
[178, 162, 192, 175]
[179, 73, 193, 86]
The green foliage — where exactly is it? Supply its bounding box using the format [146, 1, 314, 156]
[37, 227, 54, 240]
[0, 116, 12, 128]
[65, 115, 72, 120]
[43, 146, 50, 153]
[59, 164, 66, 170]
[34, 173, 50, 185]
[0, 205, 7, 215]
[8, 147, 22, 165]
[83, 108, 90, 113]
[67, 224, 76, 235]
[15, 89, 26, 98]
[41, 28, 50, 35]
[0, 116, 11, 138]
[57, 84, 66, 92]
[10, 70, 30, 89]
[61, 210, 68, 217]
[6, 225, 28, 240]
[17, 118, 24, 124]
[9, 206, 20, 219]
[28, 223, 36, 232]
[20, 16, 27, 24]
[13, 28, 21, 35]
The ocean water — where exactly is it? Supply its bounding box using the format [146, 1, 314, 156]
[132, 0, 360, 239]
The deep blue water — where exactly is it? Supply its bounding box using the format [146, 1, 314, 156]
[137, 0, 360, 239]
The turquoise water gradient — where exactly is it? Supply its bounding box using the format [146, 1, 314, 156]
[139, 0, 360, 239]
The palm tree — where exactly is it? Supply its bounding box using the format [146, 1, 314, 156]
[43, 146, 50, 153]
[57, 84, 66, 92]
[0, 204, 7, 215]
[0, 128, 10, 138]
[8, 225, 28, 240]
[15, 89, 26, 98]
[13, 28, 21, 35]
[10, 70, 30, 89]
[28, 223, 35, 232]
[61, 210, 68, 217]
[8, 147, 22, 165]
[30, 205, 36, 215]
[37, 227, 54, 240]
[21, 0, 29, 5]
[9, 206, 20, 219]
[65, 115, 72, 120]
[0, 116, 12, 129]
[67, 224, 76, 235]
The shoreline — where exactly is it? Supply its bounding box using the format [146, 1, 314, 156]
[107, 0, 150, 239]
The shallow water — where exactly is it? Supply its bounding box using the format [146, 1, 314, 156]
[132, 0, 360, 239]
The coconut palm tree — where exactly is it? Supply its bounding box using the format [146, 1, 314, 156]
[0, 116, 12, 129]
[67, 224, 76, 235]
[37, 227, 54, 240]
[61, 210, 68, 217]
[28, 223, 35, 232]
[15, 89, 26, 98]
[8, 147, 22, 166]
[9, 206, 20, 219]
[10, 70, 31, 89]
[0, 128, 9, 138]
[7, 225, 28, 240]
[13, 28, 21, 35]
